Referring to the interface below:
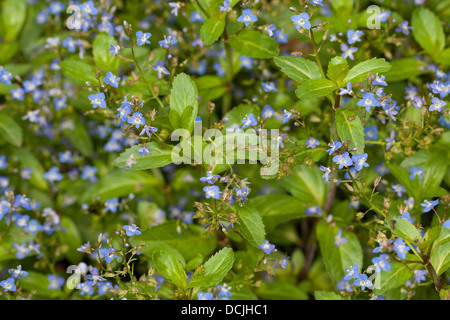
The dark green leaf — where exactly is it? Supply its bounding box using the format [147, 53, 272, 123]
[93, 32, 120, 72]
[295, 78, 337, 100]
[273, 56, 321, 83]
[112, 142, 173, 170]
[152, 250, 187, 288]
[236, 203, 266, 248]
[229, 30, 279, 59]
[412, 8, 445, 56]
[200, 16, 225, 46]
[335, 108, 365, 154]
[343, 58, 391, 85]
[0, 113, 22, 147]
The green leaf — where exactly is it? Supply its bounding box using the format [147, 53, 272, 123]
[57, 216, 83, 264]
[335, 108, 365, 154]
[327, 56, 349, 86]
[373, 261, 413, 294]
[129, 221, 217, 261]
[64, 118, 94, 157]
[93, 32, 120, 72]
[16, 149, 48, 190]
[223, 103, 260, 128]
[412, 8, 445, 56]
[384, 58, 426, 82]
[170, 73, 198, 134]
[390, 218, 423, 246]
[248, 194, 306, 233]
[196, 75, 227, 102]
[152, 250, 187, 288]
[187, 248, 234, 288]
[431, 228, 450, 253]
[273, 56, 322, 83]
[235, 203, 266, 248]
[79, 170, 162, 203]
[200, 16, 225, 46]
[255, 281, 308, 300]
[435, 48, 450, 66]
[0, 113, 22, 147]
[342, 58, 391, 85]
[314, 291, 343, 300]
[295, 78, 337, 100]
[60, 59, 97, 84]
[1, 0, 26, 41]
[282, 165, 327, 206]
[112, 142, 173, 170]
[430, 242, 450, 276]
[229, 30, 279, 59]
[316, 220, 363, 281]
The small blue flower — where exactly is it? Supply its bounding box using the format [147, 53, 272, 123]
[241, 114, 257, 129]
[364, 125, 378, 141]
[344, 265, 359, 281]
[372, 74, 387, 86]
[420, 199, 439, 213]
[8, 265, 28, 279]
[320, 166, 331, 183]
[397, 211, 413, 223]
[219, 0, 231, 12]
[152, 61, 170, 79]
[77, 281, 94, 295]
[414, 270, 428, 284]
[105, 198, 119, 213]
[47, 275, 65, 290]
[108, 44, 120, 56]
[305, 206, 322, 216]
[339, 82, 353, 96]
[334, 229, 348, 247]
[309, 0, 324, 7]
[259, 240, 276, 254]
[347, 30, 363, 45]
[24, 219, 42, 235]
[237, 9, 257, 27]
[124, 224, 141, 237]
[138, 146, 151, 156]
[190, 11, 204, 23]
[291, 12, 311, 30]
[0, 278, 16, 292]
[409, 166, 424, 180]
[159, 35, 177, 49]
[261, 81, 277, 92]
[395, 20, 413, 35]
[89, 92, 106, 109]
[240, 56, 253, 70]
[99, 247, 119, 263]
[358, 92, 380, 112]
[429, 97, 446, 112]
[354, 274, 373, 290]
[351, 153, 369, 171]
[127, 112, 146, 129]
[443, 220, 450, 229]
[326, 140, 342, 155]
[261, 105, 274, 118]
[341, 44, 358, 60]
[62, 36, 77, 53]
[44, 167, 63, 183]
[203, 185, 221, 200]
[385, 130, 395, 151]
[280, 256, 290, 270]
[372, 254, 391, 273]
[282, 109, 294, 124]
[200, 171, 220, 184]
[0, 68, 13, 85]
[333, 151, 353, 169]
[136, 31, 151, 46]
[11, 88, 25, 101]
[306, 137, 320, 149]
[393, 238, 410, 260]
[197, 292, 214, 300]
[104, 71, 121, 88]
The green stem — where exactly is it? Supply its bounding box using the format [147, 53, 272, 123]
[309, 29, 326, 79]
[222, 32, 234, 116]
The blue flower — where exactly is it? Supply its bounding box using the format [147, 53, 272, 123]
[420, 199, 439, 213]
[108, 44, 120, 56]
[309, 0, 324, 7]
[0, 68, 12, 85]
[124, 224, 141, 237]
[354, 274, 373, 290]
[0, 278, 16, 292]
[98, 282, 112, 296]
[136, 31, 151, 46]
[344, 265, 359, 281]
[217, 283, 232, 297]
[168, 2, 182, 16]
[140, 125, 158, 137]
[241, 113, 257, 129]
[77, 281, 94, 295]
[259, 240, 276, 254]
[24, 219, 42, 235]
[138, 146, 151, 156]
[203, 185, 221, 199]
[197, 292, 214, 300]
[334, 229, 348, 247]
[347, 30, 363, 45]
[8, 265, 28, 279]
[339, 82, 353, 96]
[358, 92, 380, 112]
[395, 20, 413, 35]
[159, 35, 177, 49]
[53, 96, 67, 110]
[409, 166, 424, 180]
[99, 247, 119, 263]
[414, 270, 428, 284]
[89, 92, 106, 109]
[237, 9, 257, 27]
[77, 241, 92, 253]
[282, 109, 294, 124]
[341, 44, 358, 60]
[333, 151, 353, 169]
[385, 130, 395, 151]
[127, 112, 146, 129]
[320, 166, 331, 183]
[413, 96, 425, 109]
[326, 140, 342, 155]
[305, 206, 322, 216]
[47, 275, 65, 290]
[443, 220, 450, 229]
[200, 171, 220, 184]
[306, 137, 320, 149]
[372, 74, 387, 86]
[11, 88, 25, 101]
[261, 105, 274, 118]
[240, 56, 253, 70]
[351, 153, 369, 171]
[190, 11, 204, 23]
[397, 211, 413, 223]
[219, 0, 231, 12]
[105, 198, 119, 213]
[280, 256, 290, 270]
[429, 97, 446, 112]
[393, 238, 410, 260]
[372, 254, 391, 273]
[62, 36, 77, 53]
[364, 125, 378, 141]
[44, 167, 63, 183]
[104, 71, 121, 88]
[261, 81, 277, 92]
[152, 61, 170, 79]
[291, 12, 311, 30]
[81, 165, 98, 181]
